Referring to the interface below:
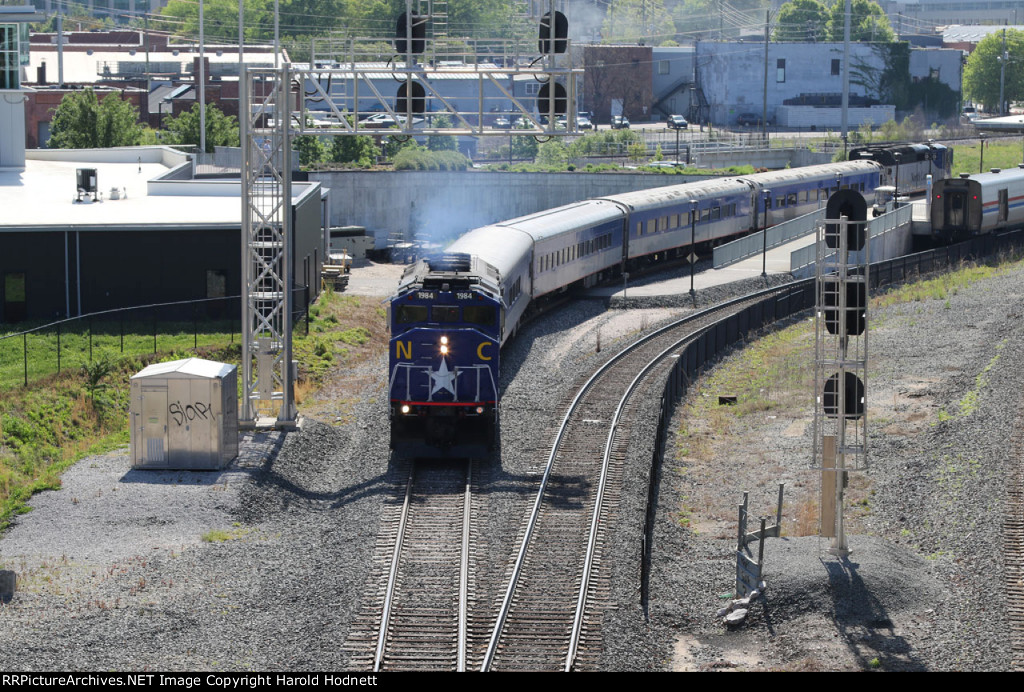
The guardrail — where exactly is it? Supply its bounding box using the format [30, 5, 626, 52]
[713, 208, 826, 268]
[789, 204, 913, 276]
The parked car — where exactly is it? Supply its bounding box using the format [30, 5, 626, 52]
[611, 115, 630, 129]
[736, 112, 767, 127]
[493, 116, 512, 129]
[667, 114, 688, 129]
[577, 111, 593, 130]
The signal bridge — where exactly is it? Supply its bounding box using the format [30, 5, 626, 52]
[240, 5, 581, 428]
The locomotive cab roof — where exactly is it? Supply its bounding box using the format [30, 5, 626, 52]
[397, 252, 501, 299]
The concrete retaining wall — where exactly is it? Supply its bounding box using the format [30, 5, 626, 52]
[310, 170, 713, 247]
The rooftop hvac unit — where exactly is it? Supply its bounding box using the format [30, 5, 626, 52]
[75, 168, 98, 203]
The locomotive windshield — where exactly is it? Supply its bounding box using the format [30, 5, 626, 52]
[463, 305, 497, 325]
[431, 306, 460, 322]
[395, 304, 428, 324]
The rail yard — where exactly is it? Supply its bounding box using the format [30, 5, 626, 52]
[1, 250, 1023, 671]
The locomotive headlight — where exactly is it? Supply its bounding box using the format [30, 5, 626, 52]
[440, 336, 449, 345]
[440, 344, 449, 355]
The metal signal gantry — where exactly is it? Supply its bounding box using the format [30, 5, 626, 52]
[240, 5, 580, 428]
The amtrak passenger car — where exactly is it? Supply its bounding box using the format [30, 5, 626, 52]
[931, 165, 1024, 242]
[389, 160, 888, 456]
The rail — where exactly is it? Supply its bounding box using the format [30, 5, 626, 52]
[641, 227, 1024, 608]
[481, 281, 806, 672]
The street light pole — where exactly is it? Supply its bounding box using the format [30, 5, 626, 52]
[894, 151, 901, 208]
[980, 132, 986, 173]
[761, 189, 771, 278]
[689, 199, 698, 302]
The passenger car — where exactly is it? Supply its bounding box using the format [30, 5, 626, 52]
[667, 115, 688, 129]
[736, 112, 765, 127]
[611, 115, 630, 129]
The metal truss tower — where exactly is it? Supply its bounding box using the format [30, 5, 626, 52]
[813, 200, 869, 556]
[240, 65, 296, 428]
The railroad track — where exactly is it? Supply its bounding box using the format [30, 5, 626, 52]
[483, 284, 803, 671]
[343, 459, 475, 671]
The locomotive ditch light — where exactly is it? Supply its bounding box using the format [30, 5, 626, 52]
[475, 406, 485, 414]
[401, 404, 411, 414]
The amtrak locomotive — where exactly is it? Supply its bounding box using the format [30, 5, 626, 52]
[389, 151, 951, 456]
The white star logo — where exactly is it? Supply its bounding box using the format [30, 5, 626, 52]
[429, 358, 461, 398]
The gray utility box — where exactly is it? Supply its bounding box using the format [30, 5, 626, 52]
[130, 358, 239, 470]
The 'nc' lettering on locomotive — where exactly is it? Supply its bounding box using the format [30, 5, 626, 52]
[395, 341, 412, 360]
[477, 341, 494, 361]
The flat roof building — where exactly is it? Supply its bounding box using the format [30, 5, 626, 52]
[0, 146, 325, 324]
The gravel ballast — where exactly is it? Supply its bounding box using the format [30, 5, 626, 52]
[1, 260, 1022, 671]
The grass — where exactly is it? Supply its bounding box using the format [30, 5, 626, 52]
[0, 319, 239, 391]
[0, 286, 388, 535]
[675, 251, 1024, 537]
[952, 139, 1024, 177]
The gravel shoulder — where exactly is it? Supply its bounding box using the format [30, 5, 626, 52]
[1, 260, 1021, 671]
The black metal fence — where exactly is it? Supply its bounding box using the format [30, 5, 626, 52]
[0, 296, 243, 389]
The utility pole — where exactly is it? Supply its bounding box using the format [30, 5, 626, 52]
[841, 0, 851, 146]
[762, 9, 769, 141]
[999, 26, 1007, 116]
[199, 0, 206, 155]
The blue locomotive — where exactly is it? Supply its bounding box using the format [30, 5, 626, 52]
[388, 156, 940, 456]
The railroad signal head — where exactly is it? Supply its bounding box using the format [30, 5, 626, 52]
[823, 371, 865, 419]
[395, 11, 427, 55]
[823, 279, 867, 336]
[537, 81, 567, 118]
[825, 189, 868, 251]
[397, 81, 426, 115]
[538, 11, 568, 54]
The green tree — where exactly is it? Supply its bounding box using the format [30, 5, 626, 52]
[163, 103, 240, 153]
[294, 134, 326, 167]
[672, 0, 768, 42]
[826, 0, 894, 43]
[772, 0, 829, 42]
[427, 114, 457, 152]
[158, 0, 272, 42]
[510, 135, 539, 161]
[964, 29, 1024, 113]
[48, 88, 144, 149]
[329, 132, 378, 167]
[603, 0, 675, 44]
